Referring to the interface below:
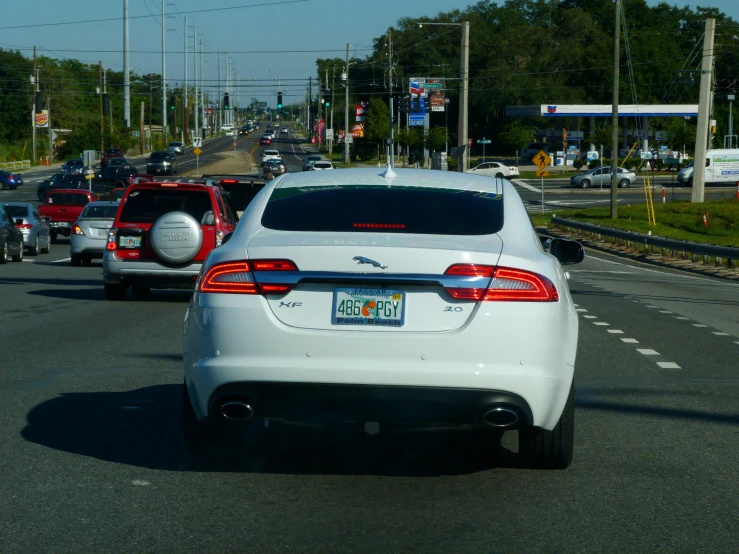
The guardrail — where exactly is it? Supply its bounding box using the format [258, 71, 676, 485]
[550, 215, 739, 269]
[0, 160, 31, 171]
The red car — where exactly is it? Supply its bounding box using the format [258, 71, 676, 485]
[101, 148, 124, 168]
[102, 180, 240, 300]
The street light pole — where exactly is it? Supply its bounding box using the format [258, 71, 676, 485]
[344, 43, 350, 164]
[609, 0, 621, 218]
[444, 97, 450, 154]
[161, 0, 167, 141]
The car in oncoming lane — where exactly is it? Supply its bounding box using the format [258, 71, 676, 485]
[182, 168, 584, 469]
[0, 170, 24, 190]
[146, 150, 178, 175]
[0, 202, 51, 256]
[61, 158, 86, 175]
[70, 201, 120, 266]
[465, 161, 520, 179]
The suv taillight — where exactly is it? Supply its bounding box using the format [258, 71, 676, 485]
[106, 229, 117, 250]
[444, 264, 558, 302]
[198, 260, 297, 295]
[16, 223, 33, 230]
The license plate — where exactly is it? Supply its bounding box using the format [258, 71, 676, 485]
[97, 228, 109, 237]
[332, 288, 405, 327]
[119, 235, 142, 249]
[56, 221, 70, 228]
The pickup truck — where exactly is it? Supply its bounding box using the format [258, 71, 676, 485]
[92, 166, 139, 194]
[38, 190, 95, 242]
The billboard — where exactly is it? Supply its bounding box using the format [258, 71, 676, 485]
[428, 79, 445, 112]
[356, 101, 368, 122]
[35, 110, 49, 128]
[350, 123, 364, 138]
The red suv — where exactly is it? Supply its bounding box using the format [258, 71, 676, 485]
[102, 181, 239, 300]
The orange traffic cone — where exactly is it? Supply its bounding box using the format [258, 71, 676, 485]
[46, 156, 50, 166]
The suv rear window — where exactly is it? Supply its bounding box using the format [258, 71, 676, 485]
[119, 188, 212, 224]
[48, 193, 89, 206]
[261, 185, 504, 235]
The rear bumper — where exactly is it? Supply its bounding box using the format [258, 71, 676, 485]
[70, 237, 106, 257]
[103, 251, 201, 288]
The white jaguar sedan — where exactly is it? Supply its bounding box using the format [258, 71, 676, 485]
[183, 168, 583, 468]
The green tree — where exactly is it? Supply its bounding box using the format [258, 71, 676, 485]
[364, 99, 390, 158]
[498, 122, 536, 155]
[425, 126, 447, 153]
[664, 117, 697, 153]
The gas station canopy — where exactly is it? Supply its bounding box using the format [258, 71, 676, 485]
[506, 104, 699, 118]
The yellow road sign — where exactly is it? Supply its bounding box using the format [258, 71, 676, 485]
[536, 169, 549, 177]
[533, 150, 551, 170]
[85, 174, 94, 180]
[193, 147, 202, 156]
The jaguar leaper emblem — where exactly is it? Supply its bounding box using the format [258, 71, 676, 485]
[352, 256, 387, 269]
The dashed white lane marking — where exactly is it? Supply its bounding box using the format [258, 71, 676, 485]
[621, 338, 639, 343]
[735, 341, 739, 346]
[713, 332, 730, 336]
[657, 362, 681, 369]
[659, 310, 673, 314]
[674, 316, 690, 320]
[692, 324, 708, 328]
[22, 259, 34, 263]
[637, 349, 660, 356]
[583, 315, 597, 319]
[573, 303, 579, 307]
[576, 308, 587, 312]
[593, 322, 610, 326]
[645, 305, 659, 309]
[607, 329, 624, 334]
[47, 257, 71, 264]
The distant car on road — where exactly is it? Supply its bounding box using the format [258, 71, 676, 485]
[465, 161, 520, 179]
[168, 142, 185, 155]
[38, 190, 95, 243]
[146, 150, 178, 175]
[0, 204, 25, 263]
[310, 161, 335, 171]
[221, 124, 235, 133]
[61, 158, 86, 176]
[302, 155, 322, 171]
[261, 150, 281, 163]
[0, 170, 23, 190]
[101, 148, 124, 168]
[260, 137, 272, 146]
[104, 158, 133, 169]
[70, 201, 120, 266]
[280, 127, 288, 134]
[0, 202, 50, 256]
[569, 166, 635, 188]
[239, 126, 251, 136]
[262, 159, 286, 176]
[677, 160, 694, 186]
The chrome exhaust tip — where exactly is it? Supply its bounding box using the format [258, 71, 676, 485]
[483, 407, 519, 428]
[220, 401, 254, 421]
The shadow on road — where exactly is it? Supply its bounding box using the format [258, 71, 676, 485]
[21, 384, 523, 476]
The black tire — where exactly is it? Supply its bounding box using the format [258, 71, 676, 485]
[131, 285, 150, 298]
[70, 254, 82, 267]
[50, 231, 58, 244]
[580, 179, 591, 189]
[104, 282, 128, 301]
[619, 179, 630, 189]
[41, 236, 51, 254]
[519, 381, 574, 470]
[0, 241, 7, 264]
[29, 236, 39, 256]
[12, 240, 23, 262]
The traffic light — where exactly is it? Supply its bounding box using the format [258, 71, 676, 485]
[223, 93, 230, 110]
[277, 91, 283, 109]
[324, 99, 330, 108]
[103, 94, 111, 116]
[169, 95, 176, 111]
[35, 92, 42, 114]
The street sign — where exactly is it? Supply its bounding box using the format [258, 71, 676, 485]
[326, 129, 334, 140]
[536, 169, 549, 177]
[193, 147, 202, 156]
[640, 151, 651, 159]
[586, 151, 599, 161]
[477, 139, 491, 144]
[533, 150, 551, 169]
[85, 174, 94, 180]
[345, 135, 353, 144]
[193, 137, 203, 148]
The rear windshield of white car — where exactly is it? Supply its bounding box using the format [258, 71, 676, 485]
[119, 189, 212, 223]
[313, 163, 332, 168]
[261, 185, 504, 235]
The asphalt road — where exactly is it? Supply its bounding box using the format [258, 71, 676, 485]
[2, 134, 739, 551]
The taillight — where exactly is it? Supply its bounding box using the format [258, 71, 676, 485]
[106, 228, 117, 251]
[198, 260, 297, 295]
[444, 264, 557, 302]
[16, 223, 33, 230]
[72, 224, 85, 236]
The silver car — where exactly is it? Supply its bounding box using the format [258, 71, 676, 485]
[168, 142, 185, 155]
[570, 166, 636, 188]
[70, 201, 119, 266]
[0, 203, 51, 256]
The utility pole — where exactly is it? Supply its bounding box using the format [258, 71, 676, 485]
[149, 84, 153, 150]
[344, 43, 350, 164]
[218, 47, 222, 132]
[308, 76, 312, 140]
[161, 0, 167, 140]
[99, 61, 104, 154]
[692, 17, 716, 203]
[609, 0, 621, 218]
[184, 16, 188, 142]
[200, 37, 205, 135]
[330, 65, 335, 153]
[105, 69, 112, 134]
[457, 22, 470, 172]
[193, 29, 199, 139]
[32, 46, 37, 164]
[47, 94, 52, 164]
[140, 101, 145, 154]
[388, 28, 395, 166]
[123, 0, 131, 127]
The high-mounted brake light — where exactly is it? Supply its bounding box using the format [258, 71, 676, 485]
[353, 223, 406, 229]
[198, 260, 298, 295]
[443, 264, 557, 302]
[219, 179, 239, 184]
[160, 183, 178, 187]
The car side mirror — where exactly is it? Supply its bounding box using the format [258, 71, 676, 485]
[15, 218, 24, 225]
[549, 238, 584, 265]
[221, 232, 234, 245]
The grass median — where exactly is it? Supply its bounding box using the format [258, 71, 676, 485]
[530, 199, 739, 247]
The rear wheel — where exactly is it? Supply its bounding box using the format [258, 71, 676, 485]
[519, 381, 574, 469]
[12, 241, 23, 262]
[104, 282, 127, 301]
[29, 236, 39, 256]
[619, 179, 630, 189]
[41, 236, 51, 254]
[0, 242, 7, 264]
[580, 179, 591, 189]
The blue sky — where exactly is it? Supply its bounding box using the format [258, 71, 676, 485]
[1, 0, 737, 107]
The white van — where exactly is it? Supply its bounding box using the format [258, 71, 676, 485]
[678, 149, 739, 186]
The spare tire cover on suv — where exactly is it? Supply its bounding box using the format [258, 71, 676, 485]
[149, 211, 203, 264]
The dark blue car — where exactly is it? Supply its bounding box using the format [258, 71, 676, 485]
[0, 170, 23, 190]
